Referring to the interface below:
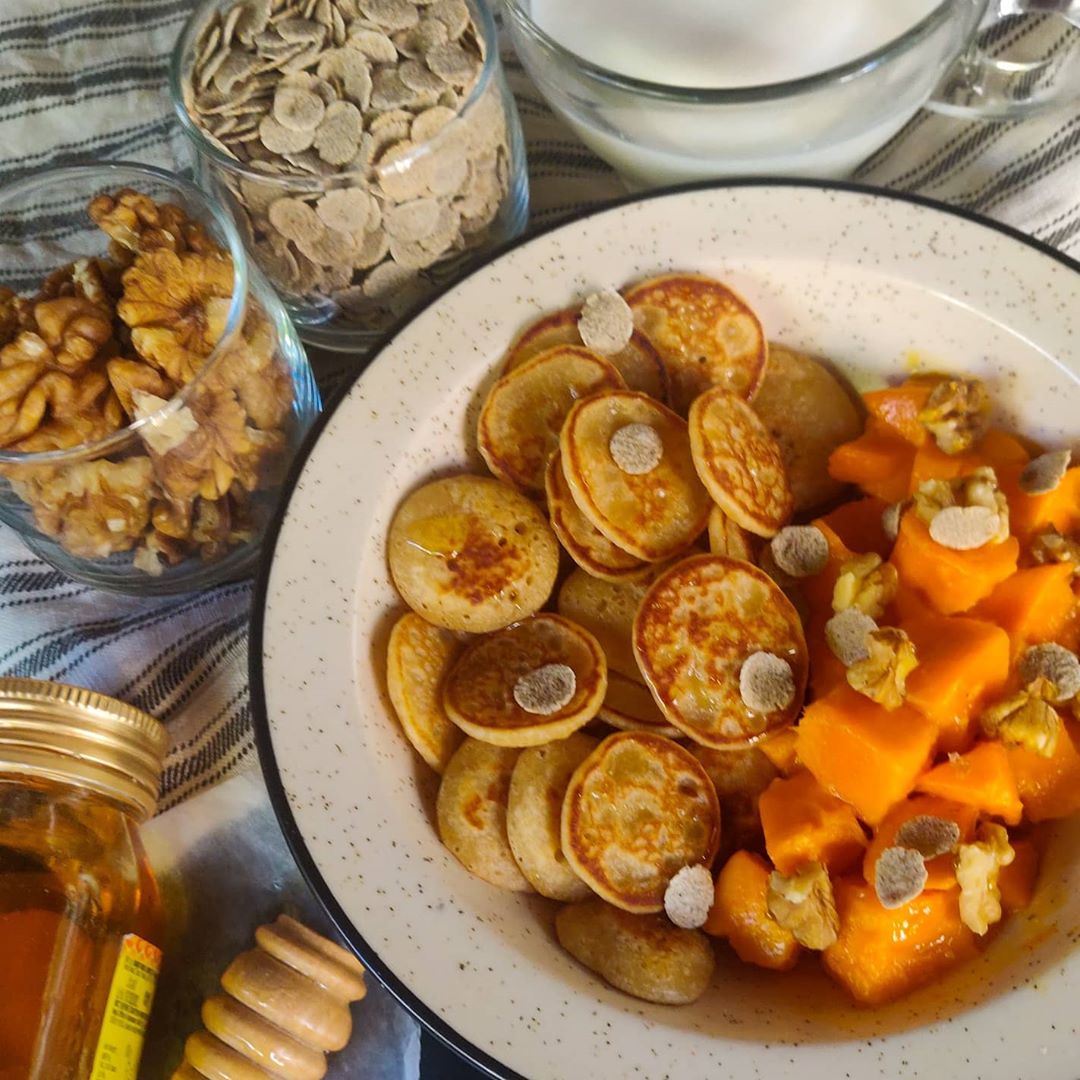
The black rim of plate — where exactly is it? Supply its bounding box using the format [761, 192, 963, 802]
[250, 177, 1080, 1080]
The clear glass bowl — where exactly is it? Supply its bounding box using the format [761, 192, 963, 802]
[170, 0, 529, 353]
[503, 0, 988, 187]
[0, 162, 321, 594]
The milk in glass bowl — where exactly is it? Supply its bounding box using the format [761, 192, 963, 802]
[504, 0, 1080, 187]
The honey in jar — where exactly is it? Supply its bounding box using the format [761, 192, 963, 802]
[0, 677, 167, 1080]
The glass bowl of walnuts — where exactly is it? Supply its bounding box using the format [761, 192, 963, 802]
[0, 161, 321, 594]
[170, 0, 529, 352]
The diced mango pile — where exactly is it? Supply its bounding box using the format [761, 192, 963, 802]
[706, 374, 1078, 1006]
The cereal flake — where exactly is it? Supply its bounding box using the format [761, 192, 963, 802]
[739, 651, 795, 714]
[513, 663, 576, 716]
[770, 525, 828, 579]
[1019, 642, 1080, 702]
[874, 846, 928, 909]
[1018, 449, 1071, 496]
[577, 289, 633, 355]
[825, 607, 878, 667]
[663, 865, 714, 930]
[894, 815, 961, 859]
[929, 505, 1001, 550]
[608, 422, 663, 475]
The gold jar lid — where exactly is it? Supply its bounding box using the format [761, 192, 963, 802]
[0, 677, 167, 819]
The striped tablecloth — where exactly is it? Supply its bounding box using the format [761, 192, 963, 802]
[0, 0, 1078, 809]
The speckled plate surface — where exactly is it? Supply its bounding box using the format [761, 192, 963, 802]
[252, 181, 1080, 1080]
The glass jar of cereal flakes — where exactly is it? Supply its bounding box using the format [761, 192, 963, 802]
[170, 0, 529, 352]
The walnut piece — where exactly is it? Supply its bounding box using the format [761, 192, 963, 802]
[150, 385, 285, 503]
[956, 822, 1014, 935]
[846, 627, 918, 710]
[16, 457, 155, 558]
[766, 862, 839, 950]
[106, 357, 175, 418]
[831, 552, 898, 618]
[980, 676, 1062, 757]
[33, 297, 113, 374]
[918, 377, 990, 455]
[117, 250, 234, 384]
[1031, 526, 1080, 574]
[88, 188, 215, 255]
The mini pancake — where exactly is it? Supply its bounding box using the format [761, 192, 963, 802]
[388, 474, 559, 633]
[436, 739, 531, 891]
[385, 612, 464, 773]
[707, 504, 755, 562]
[560, 390, 711, 562]
[623, 273, 767, 414]
[555, 899, 715, 1005]
[443, 613, 608, 747]
[597, 671, 682, 738]
[545, 452, 650, 582]
[477, 345, 623, 494]
[688, 386, 793, 538]
[557, 566, 664, 681]
[752, 344, 863, 512]
[691, 743, 779, 854]
[561, 731, 720, 913]
[502, 306, 669, 402]
[506, 732, 598, 901]
[633, 554, 808, 748]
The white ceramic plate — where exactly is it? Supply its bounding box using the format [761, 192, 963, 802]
[253, 182, 1080, 1080]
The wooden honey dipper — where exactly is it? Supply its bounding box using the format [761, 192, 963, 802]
[171, 914, 367, 1080]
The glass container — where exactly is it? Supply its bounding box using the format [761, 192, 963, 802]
[0, 162, 321, 594]
[171, 0, 529, 352]
[0, 678, 167, 1080]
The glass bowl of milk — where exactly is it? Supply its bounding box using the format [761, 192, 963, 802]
[504, 0, 1080, 187]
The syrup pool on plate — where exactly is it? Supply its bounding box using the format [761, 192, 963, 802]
[530, 0, 942, 88]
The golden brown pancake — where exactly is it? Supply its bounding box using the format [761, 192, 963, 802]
[707, 504, 755, 561]
[560, 390, 711, 562]
[751, 343, 863, 512]
[385, 612, 463, 773]
[502, 306, 669, 402]
[442, 613, 607, 747]
[556, 566, 661, 682]
[691, 743, 779, 855]
[477, 345, 623, 494]
[506, 733, 598, 900]
[561, 731, 720, 913]
[688, 386, 793, 538]
[633, 554, 807, 748]
[623, 272, 767, 414]
[387, 474, 559, 633]
[545, 452, 650, 582]
[437, 739, 531, 891]
[597, 671, 681, 738]
[555, 899, 715, 1004]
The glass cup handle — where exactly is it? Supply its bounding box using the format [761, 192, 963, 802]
[927, 0, 1080, 118]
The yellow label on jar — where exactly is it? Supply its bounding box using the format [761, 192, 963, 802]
[89, 933, 162, 1080]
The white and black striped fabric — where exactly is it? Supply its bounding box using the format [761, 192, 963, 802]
[0, 1, 1077, 810]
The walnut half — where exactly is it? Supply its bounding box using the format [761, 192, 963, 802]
[918, 377, 990, 455]
[846, 627, 919, 710]
[980, 678, 1061, 757]
[956, 822, 1014, 935]
[766, 862, 839, 950]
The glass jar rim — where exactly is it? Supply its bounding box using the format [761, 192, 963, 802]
[169, 0, 501, 192]
[0, 160, 251, 468]
[503, 0, 957, 103]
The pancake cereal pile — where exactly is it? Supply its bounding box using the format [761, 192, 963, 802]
[385, 272, 1080, 1008]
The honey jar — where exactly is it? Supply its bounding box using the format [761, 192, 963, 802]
[0, 677, 167, 1080]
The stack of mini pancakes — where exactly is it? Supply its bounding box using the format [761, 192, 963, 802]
[385, 273, 862, 1005]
